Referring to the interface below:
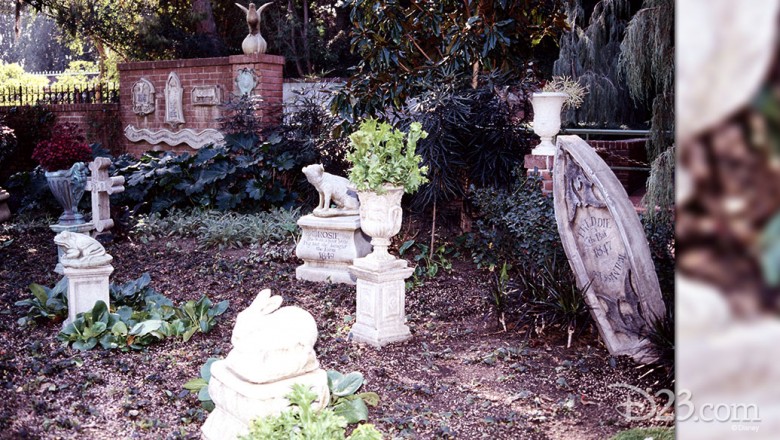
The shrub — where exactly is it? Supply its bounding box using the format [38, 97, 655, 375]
[464, 170, 564, 270]
[0, 122, 17, 168]
[31, 122, 92, 171]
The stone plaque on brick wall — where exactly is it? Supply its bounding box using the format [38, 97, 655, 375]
[552, 135, 665, 362]
[192, 85, 221, 106]
[235, 68, 258, 96]
[132, 78, 155, 115]
[165, 72, 184, 128]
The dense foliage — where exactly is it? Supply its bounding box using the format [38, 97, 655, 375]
[399, 74, 536, 213]
[332, 0, 566, 122]
[465, 171, 564, 270]
[31, 122, 92, 171]
[0, 121, 16, 168]
[346, 119, 428, 193]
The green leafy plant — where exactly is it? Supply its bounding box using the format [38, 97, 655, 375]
[132, 208, 300, 249]
[183, 358, 221, 412]
[346, 119, 429, 194]
[48, 274, 229, 351]
[15, 278, 69, 326]
[489, 262, 516, 332]
[242, 384, 383, 440]
[611, 427, 674, 440]
[174, 296, 230, 342]
[398, 239, 453, 288]
[516, 260, 591, 345]
[326, 371, 380, 424]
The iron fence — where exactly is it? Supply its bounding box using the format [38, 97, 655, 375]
[0, 83, 120, 106]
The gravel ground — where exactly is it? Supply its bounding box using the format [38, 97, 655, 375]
[0, 225, 672, 439]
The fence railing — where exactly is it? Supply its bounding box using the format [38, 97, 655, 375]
[0, 83, 120, 106]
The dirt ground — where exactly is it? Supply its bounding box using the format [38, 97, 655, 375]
[0, 226, 672, 439]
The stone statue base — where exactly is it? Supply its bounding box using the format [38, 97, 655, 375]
[63, 264, 113, 326]
[295, 215, 371, 285]
[348, 263, 414, 348]
[0, 188, 9, 222]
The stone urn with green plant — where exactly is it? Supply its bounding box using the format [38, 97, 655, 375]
[346, 119, 428, 267]
[532, 76, 587, 155]
[32, 123, 92, 226]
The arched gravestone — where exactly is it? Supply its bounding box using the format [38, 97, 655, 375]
[552, 135, 666, 362]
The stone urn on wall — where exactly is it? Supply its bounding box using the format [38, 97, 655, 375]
[45, 162, 88, 225]
[531, 92, 568, 156]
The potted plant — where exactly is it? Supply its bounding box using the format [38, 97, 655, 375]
[532, 76, 587, 155]
[346, 118, 428, 263]
[32, 123, 92, 225]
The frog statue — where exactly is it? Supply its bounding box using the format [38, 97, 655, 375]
[54, 231, 113, 268]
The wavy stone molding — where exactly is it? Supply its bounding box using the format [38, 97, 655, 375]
[124, 125, 224, 150]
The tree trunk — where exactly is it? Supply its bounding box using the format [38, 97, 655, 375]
[302, 0, 312, 75]
[288, 0, 305, 77]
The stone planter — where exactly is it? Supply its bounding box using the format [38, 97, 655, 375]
[531, 92, 568, 156]
[45, 162, 88, 226]
[355, 185, 405, 264]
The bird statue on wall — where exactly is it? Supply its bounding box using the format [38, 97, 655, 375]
[235, 2, 273, 55]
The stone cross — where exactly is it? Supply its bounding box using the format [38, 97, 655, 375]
[86, 158, 125, 233]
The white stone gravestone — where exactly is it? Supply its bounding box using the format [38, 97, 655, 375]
[552, 135, 665, 362]
[164, 72, 185, 128]
[202, 289, 329, 440]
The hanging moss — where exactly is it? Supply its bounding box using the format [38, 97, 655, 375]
[553, 0, 646, 127]
[643, 145, 675, 223]
[618, 0, 674, 161]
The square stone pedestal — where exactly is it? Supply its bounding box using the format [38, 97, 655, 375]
[295, 215, 371, 284]
[348, 262, 414, 348]
[62, 264, 113, 325]
[202, 362, 329, 440]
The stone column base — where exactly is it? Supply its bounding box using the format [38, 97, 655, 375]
[295, 214, 371, 285]
[348, 263, 414, 348]
[0, 188, 9, 222]
[62, 264, 113, 325]
[202, 362, 329, 440]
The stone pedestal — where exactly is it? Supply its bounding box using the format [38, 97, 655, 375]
[348, 261, 414, 348]
[0, 187, 9, 222]
[202, 290, 330, 439]
[62, 264, 113, 325]
[202, 363, 329, 440]
[295, 214, 371, 284]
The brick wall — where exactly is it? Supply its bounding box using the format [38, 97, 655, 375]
[524, 138, 649, 200]
[0, 104, 120, 182]
[118, 54, 284, 156]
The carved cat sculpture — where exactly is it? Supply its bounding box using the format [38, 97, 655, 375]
[301, 164, 359, 217]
